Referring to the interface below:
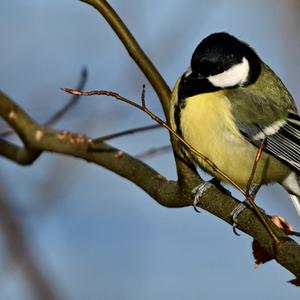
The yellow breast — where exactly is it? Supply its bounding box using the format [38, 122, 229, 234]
[173, 91, 289, 188]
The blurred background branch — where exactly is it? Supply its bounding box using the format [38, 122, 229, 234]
[0, 180, 62, 300]
[0, 0, 300, 299]
[0, 68, 88, 138]
[0, 3, 299, 279]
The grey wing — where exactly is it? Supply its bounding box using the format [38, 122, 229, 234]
[227, 89, 300, 171]
[258, 114, 300, 170]
[237, 113, 300, 171]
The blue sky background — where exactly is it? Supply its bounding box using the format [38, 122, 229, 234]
[0, 1, 300, 299]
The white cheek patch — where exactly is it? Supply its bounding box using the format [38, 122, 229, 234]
[208, 57, 250, 88]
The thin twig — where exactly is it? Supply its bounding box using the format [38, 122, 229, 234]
[92, 124, 161, 143]
[44, 68, 88, 127]
[81, 0, 202, 202]
[135, 145, 171, 159]
[61, 88, 247, 197]
[244, 139, 279, 243]
[141, 84, 146, 107]
[246, 139, 266, 196]
[0, 0, 298, 279]
[62, 88, 283, 243]
[0, 68, 88, 138]
[1, 87, 299, 277]
[80, 0, 171, 116]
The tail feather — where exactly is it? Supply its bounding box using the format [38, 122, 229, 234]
[289, 194, 300, 217]
[281, 171, 300, 217]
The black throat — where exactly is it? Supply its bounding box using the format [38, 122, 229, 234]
[173, 75, 220, 136]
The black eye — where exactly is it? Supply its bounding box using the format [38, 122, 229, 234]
[191, 58, 223, 76]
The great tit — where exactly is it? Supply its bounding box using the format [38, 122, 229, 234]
[169, 32, 300, 218]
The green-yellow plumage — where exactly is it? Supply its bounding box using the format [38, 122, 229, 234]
[170, 70, 291, 189]
[170, 32, 300, 216]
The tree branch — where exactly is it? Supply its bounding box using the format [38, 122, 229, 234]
[79, 0, 199, 192]
[0, 68, 88, 138]
[80, 0, 170, 115]
[0, 89, 300, 278]
[0, 90, 188, 208]
[0, 139, 40, 165]
[0, 0, 299, 280]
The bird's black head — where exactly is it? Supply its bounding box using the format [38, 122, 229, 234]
[184, 32, 261, 89]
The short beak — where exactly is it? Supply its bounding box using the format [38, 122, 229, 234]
[183, 71, 204, 84]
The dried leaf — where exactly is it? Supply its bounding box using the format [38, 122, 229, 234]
[271, 216, 293, 234]
[252, 215, 293, 267]
[252, 239, 272, 267]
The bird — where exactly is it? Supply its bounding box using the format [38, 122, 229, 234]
[169, 32, 300, 224]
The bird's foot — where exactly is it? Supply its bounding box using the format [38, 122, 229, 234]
[230, 201, 249, 236]
[192, 181, 214, 213]
[230, 200, 265, 235]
